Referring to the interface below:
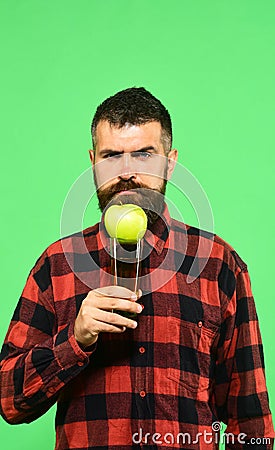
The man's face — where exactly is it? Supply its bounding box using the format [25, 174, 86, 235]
[90, 120, 177, 225]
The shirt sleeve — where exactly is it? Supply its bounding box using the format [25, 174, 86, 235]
[0, 252, 95, 425]
[213, 259, 274, 449]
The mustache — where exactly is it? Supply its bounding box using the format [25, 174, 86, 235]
[100, 180, 149, 197]
[96, 179, 167, 227]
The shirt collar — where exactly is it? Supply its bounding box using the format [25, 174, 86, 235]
[98, 203, 171, 256]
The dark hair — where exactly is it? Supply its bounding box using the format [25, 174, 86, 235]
[91, 87, 172, 152]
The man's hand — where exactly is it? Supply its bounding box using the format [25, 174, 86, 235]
[74, 286, 143, 348]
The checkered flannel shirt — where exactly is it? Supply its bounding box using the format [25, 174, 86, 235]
[0, 206, 274, 449]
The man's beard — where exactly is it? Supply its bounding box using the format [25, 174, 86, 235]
[95, 178, 167, 228]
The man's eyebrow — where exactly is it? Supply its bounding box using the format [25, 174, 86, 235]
[98, 146, 158, 156]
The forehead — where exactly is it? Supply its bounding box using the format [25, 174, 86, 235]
[95, 120, 164, 151]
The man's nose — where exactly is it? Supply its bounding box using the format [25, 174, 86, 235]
[118, 153, 136, 180]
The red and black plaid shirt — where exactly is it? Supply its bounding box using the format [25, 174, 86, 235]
[0, 206, 274, 449]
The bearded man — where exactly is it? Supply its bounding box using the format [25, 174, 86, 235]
[0, 87, 273, 449]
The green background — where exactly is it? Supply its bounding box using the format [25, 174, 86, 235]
[1, 1, 274, 448]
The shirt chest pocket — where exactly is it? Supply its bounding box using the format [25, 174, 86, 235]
[166, 317, 219, 394]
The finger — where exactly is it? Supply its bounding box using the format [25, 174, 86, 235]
[92, 297, 143, 314]
[90, 319, 128, 334]
[89, 307, 138, 329]
[94, 286, 137, 300]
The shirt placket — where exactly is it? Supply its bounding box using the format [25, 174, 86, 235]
[132, 309, 157, 448]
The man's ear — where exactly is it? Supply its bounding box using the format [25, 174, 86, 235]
[166, 149, 178, 180]
[89, 149, 95, 165]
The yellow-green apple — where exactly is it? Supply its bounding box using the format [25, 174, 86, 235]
[104, 204, 147, 244]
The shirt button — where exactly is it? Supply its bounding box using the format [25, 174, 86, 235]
[139, 346, 146, 354]
[140, 390, 146, 398]
[77, 361, 84, 366]
[198, 321, 203, 328]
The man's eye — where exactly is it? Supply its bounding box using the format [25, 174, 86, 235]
[132, 151, 152, 159]
[103, 153, 121, 159]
